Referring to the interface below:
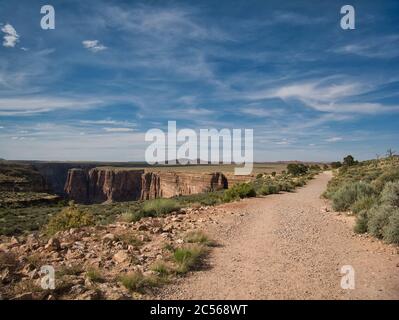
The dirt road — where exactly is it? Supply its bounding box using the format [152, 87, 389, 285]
[156, 172, 399, 299]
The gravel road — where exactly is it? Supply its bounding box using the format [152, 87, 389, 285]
[156, 172, 399, 299]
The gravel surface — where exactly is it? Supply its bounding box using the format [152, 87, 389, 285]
[155, 172, 399, 299]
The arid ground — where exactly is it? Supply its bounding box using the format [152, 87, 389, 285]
[156, 172, 399, 299]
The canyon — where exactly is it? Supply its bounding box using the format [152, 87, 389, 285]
[0, 160, 254, 205]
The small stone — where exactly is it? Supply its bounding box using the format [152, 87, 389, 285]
[113, 251, 130, 264]
[45, 238, 61, 251]
[102, 233, 115, 242]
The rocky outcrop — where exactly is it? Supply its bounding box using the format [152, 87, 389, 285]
[65, 168, 229, 204]
[141, 171, 227, 200]
[65, 168, 144, 204]
[0, 162, 48, 192]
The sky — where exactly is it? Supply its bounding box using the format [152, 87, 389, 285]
[0, 0, 398, 162]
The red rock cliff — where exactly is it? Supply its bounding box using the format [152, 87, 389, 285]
[65, 168, 229, 204]
[64, 168, 144, 204]
[140, 171, 227, 200]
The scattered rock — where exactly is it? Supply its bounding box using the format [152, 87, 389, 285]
[113, 251, 130, 264]
[45, 238, 61, 251]
[102, 233, 115, 242]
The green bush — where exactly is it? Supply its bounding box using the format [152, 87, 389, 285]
[259, 184, 279, 195]
[350, 195, 378, 215]
[287, 163, 308, 176]
[354, 210, 369, 234]
[379, 181, 399, 207]
[45, 203, 94, 235]
[371, 168, 399, 193]
[383, 209, 399, 244]
[278, 181, 294, 192]
[367, 205, 394, 239]
[141, 199, 180, 217]
[120, 210, 143, 222]
[331, 182, 375, 211]
[223, 183, 256, 202]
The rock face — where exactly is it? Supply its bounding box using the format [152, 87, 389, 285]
[65, 168, 228, 204]
[64, 168, 144, 204]
[0, 162, 48, 192]
[141, 171, 227, 200]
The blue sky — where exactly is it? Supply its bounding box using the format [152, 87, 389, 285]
[0, 0, 398, 162]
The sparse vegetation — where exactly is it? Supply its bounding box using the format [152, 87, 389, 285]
[45, 202, 95, 235]
[141, 199, 181, 217]
[324, 156, 399, 244]
[86, 267, 104, 283]
[287, 163, 309, 176]
[223, 183, 256, 202]
[173, 244, 208, 274]
[184, 230, 214, 246]
[119, 271, 160, 293]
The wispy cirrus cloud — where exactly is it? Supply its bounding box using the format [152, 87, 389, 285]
[103, 127, 135, 132]
[0, 96, 104, 116]
[334, 35, 399, 59]
[248, 79, 399, 114]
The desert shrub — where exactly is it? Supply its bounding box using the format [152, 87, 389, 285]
[379, 181, 399, 207]
[350, 195, 378, 215]
[287, 163, 308, 176]
[383, 209, 399, 244]
[120, 210, 142, 223]
[150, 261, 171, 277]
[173, 244, 207, 274]
[372, 168, 399, 193]
[259, 184, 279, 195]
[323, 164, 329, 170]
[330, 161, 342, 169]
[367, 205, 394, 239]
[45, 203, 94, 235]
[256, 173, 263, 179]
[177, 191, 224, 206]
[141, 199, 180, 217]
[278, 181, 295, 192]
[354, 210, 369, 234]
[119, 271, 148, 292]
[271, 171, 276, 177]
[331, 181, 375, 211]
[223, 183, 256, 202]
[119, 271, 161, 292]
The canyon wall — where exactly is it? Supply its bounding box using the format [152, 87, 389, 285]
[140, 171, 227, 200]
[65, 168, 229, 204]
[64, 168, 144, 204]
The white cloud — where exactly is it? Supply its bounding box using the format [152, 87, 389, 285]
[80, 119, 136, 126]
[1, 23, 19, 47]
[325, 137, 343, 142]
[248, 79, 399, 114]
[103, 127, 135, 132]
[0, 96, 104, 116]
[240, 107, 284, 118]
[334, 35, 399, 59]
[82, 40, 107, 52]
